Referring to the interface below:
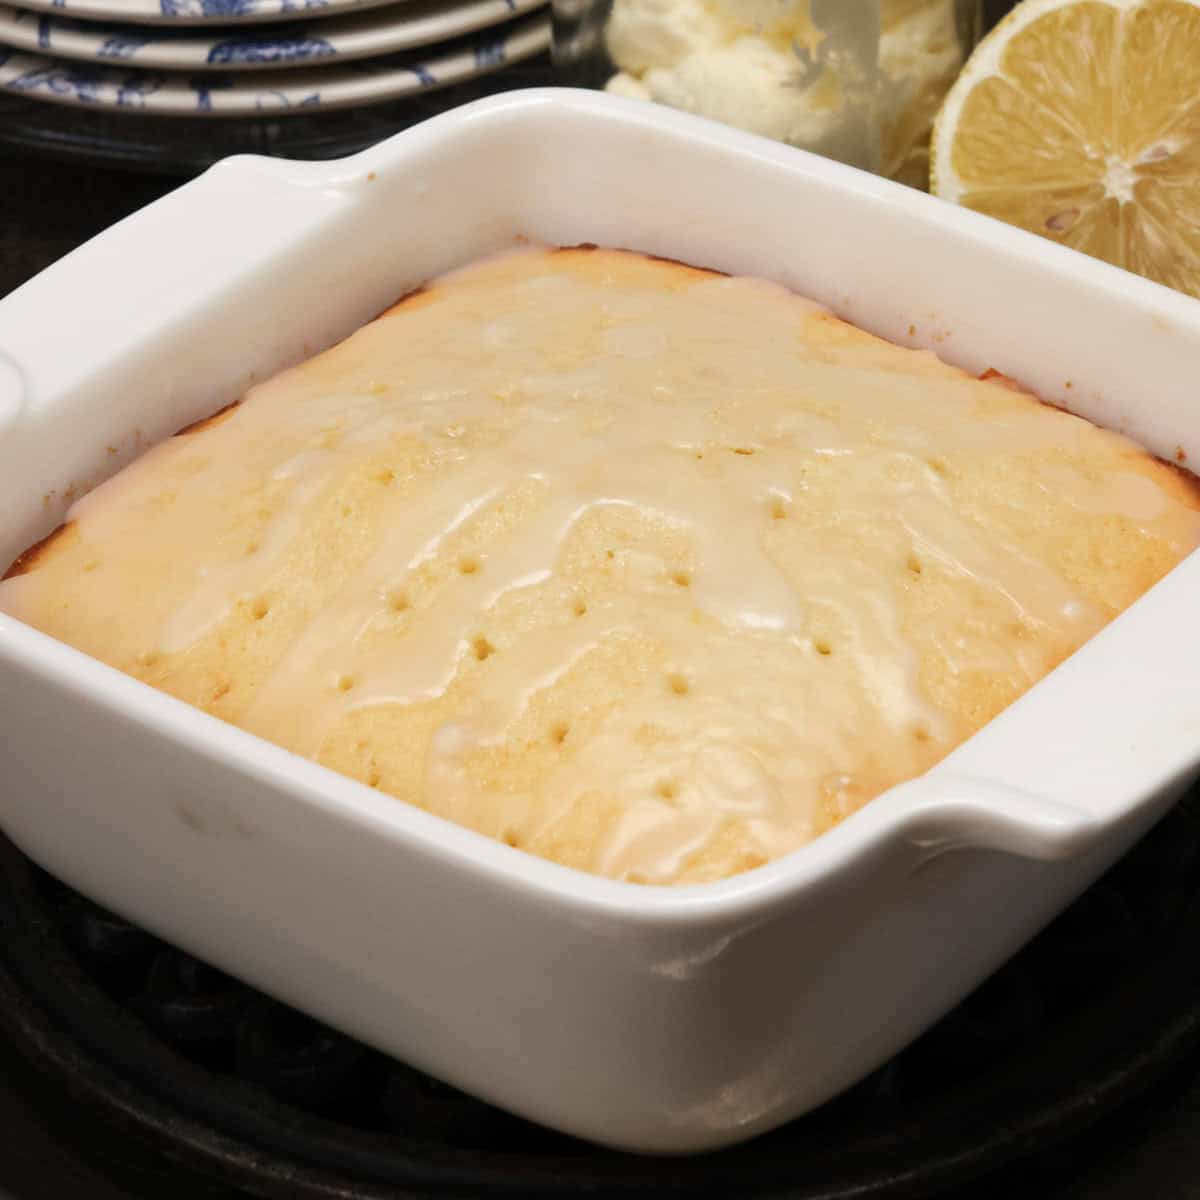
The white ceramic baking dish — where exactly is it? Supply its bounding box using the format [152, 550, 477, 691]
[2, 89, 1200, 1155]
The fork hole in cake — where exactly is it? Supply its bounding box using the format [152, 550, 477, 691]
[472, 635, 496, 662]
[655, 779, 681, 804]
[667, 672, 691, 697]
[549, 721, 570, 745]
[669, 569, 692, 588]
[458, 554, 481, 575]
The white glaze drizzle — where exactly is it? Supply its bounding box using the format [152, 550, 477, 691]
[4, 248, 1198, 884]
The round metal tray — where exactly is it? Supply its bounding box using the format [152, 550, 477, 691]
[2, 788, 1200, 1199]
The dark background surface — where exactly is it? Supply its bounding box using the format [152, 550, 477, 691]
[6, 0, 1200, 1194]
[0, 0, 1019, 297]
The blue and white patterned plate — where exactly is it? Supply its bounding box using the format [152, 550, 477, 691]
[0, 0, 543, 70]
[2, 0, 402, 27]
[0, 10, 546, 111]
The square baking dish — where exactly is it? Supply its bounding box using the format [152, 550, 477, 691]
[3, 89, 1200, 1155]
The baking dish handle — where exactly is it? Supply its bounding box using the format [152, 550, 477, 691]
[888, 774, 1102, 863]
[0, 153, 368, 569]
[0, 152, 353, 420]
[897, 550, 1200, 864]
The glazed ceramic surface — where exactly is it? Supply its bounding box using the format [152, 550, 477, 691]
[0, 0, 541, 71]
[3, 0, 402, 27]
[0, 16, 547, 112]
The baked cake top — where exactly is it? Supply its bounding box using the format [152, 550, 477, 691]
[4, 247, 1198, 884]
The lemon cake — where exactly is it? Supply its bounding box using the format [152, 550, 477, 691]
[3, 247, 1199, 885]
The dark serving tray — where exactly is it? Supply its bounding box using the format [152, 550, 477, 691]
[2, 784, 1200, 1200]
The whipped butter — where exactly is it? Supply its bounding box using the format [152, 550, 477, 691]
[3, 247, 1198, 885]
[605, 0, 968, 185]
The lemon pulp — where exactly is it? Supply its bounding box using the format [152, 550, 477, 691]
[932, 0, 1200, 297]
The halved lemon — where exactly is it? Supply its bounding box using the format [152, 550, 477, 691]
[930, 0, 1200, 297]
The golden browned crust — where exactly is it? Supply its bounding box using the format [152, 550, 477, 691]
[4, 404, 246, 580]
[176, 400, 243, 438]
[374, 283, 437, 323]
[975, 368, 1200, 508]
[554, 244, 730, 280]
[3, 521, 76, 581]
[636, 250, 728, 277]
[978, 367, 1027, 393]
[1157, 455, 1200, 507]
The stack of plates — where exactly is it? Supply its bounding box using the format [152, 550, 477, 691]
[0, 0, 549, 118]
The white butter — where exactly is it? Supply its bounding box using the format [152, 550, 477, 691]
[636, 39, 841, 147]
[604, 0, 727, 75]
[605, 0, 964, 184]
